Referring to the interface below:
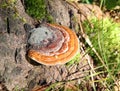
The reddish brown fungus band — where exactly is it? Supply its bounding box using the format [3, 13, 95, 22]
[28, 23, 79, 65]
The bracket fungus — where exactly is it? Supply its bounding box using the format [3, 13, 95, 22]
[27, 23, 79, 65]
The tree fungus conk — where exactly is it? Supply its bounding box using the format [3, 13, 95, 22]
[27, 23, 79, 65]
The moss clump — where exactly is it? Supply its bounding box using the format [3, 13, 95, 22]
[83, 17, 120, 71]
[24, 0, 53, 22]
[25, 0, 46, 20]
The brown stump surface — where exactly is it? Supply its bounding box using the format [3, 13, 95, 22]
[0, 0, 103, 90]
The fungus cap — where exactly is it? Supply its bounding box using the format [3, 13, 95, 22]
[27, 23, 79, 65]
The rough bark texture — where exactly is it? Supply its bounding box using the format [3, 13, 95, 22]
[45, 0, 70, 27]
[0, 0, 104, 90]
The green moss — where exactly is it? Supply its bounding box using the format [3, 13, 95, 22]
[0, 0, 16, 8]
[25, 0, 45, 20]
[46, 14, 54, 23]
[24, 0, 54, 22]
[66, 53, 80, 66]
[83, 17, 120, 71]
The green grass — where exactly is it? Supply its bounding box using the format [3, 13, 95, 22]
[83, 17, 120, 90]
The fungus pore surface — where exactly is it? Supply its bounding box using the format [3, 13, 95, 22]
[28, 23, 79, 65]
